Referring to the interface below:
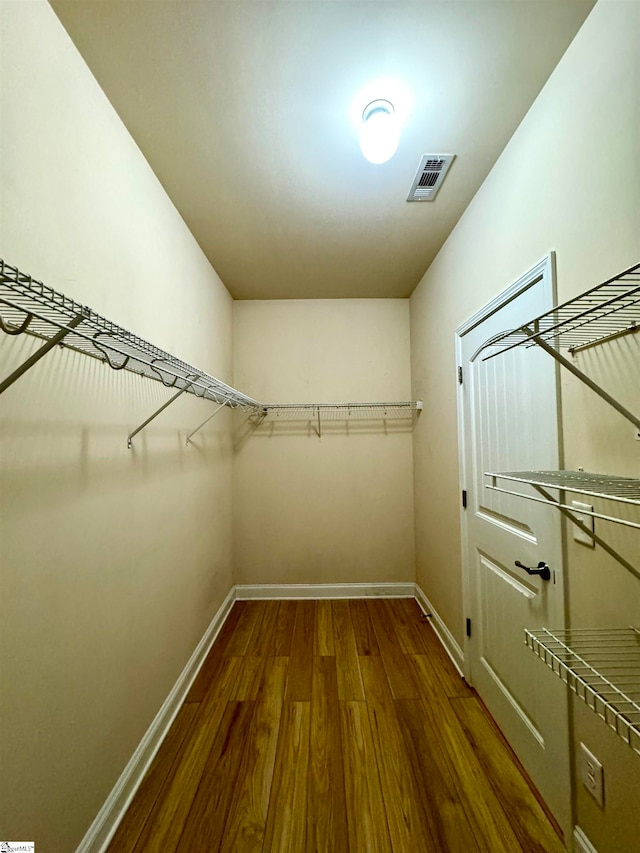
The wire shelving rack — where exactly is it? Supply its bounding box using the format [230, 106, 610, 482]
[0, 259, 423, 444]
[260, 402, 421, 419]
[254, 401, 422, 437]
[475, 262, 640, 530]
[0, 259, 262, 445]
[525, 628, 640, 755]
[475, 265, 640, 754]
[0, 259, 260, 407]
[476, 262, 640, 432]
[478, 262, 640, 359]
[485, 471, 640, 530]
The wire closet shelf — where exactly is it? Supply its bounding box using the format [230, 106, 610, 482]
[478, 261, 640, 359]
[477, 261, 640, 528]
[0, 259, 261, 409]
[0, 259, 423, 442]
[259, 402, 422, 420]
[484, 471, 640, 530]
[476, 263, 640, 755]
[252, 401, 422, 438]
[526, 628, 640, 755]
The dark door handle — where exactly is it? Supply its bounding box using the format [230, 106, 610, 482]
[515, 560, 551, 581]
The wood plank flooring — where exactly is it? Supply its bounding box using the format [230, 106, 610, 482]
[107, 598, 566, 853]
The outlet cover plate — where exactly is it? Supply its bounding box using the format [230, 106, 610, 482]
[579, 742, 604, 807]
[572, 501, 595, 548]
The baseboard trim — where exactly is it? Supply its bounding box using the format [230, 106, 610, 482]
[75, 586, 236, 853]
[573, 827, 599, 853]
[414, 583, 465, 677]
[234, 582, 415, 600]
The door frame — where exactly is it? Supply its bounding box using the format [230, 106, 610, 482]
[454, 252, 562, 684]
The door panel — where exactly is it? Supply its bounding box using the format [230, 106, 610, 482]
[477, 551, 543, 743]
[458, 259, 571, 840]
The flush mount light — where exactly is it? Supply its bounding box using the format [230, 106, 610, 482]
[359, 99, 399, 164]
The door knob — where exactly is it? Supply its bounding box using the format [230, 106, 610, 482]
[514, 560, 551, 581]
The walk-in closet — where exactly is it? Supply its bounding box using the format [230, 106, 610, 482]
[1, 1, 638, 852]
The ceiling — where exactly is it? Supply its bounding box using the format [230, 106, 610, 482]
[50, 0, 595, 300]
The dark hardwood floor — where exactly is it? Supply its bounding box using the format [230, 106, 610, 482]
[106, 597, 566, 852]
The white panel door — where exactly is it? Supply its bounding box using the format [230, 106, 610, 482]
[458, 257, 571, 839]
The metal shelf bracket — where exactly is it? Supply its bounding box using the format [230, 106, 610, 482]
[128, 377, 199, 449]
[186, 401, 228, 445]
[0, 312, 85, 395]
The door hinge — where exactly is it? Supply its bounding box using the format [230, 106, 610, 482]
[466, 618, 472, 638]
[462, 489, 467, 509]
[458, 365, 463, 384]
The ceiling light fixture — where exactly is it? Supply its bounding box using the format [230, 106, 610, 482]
[359, 99, 399, 165]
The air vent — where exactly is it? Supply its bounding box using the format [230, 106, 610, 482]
[407, 154, 455, 202]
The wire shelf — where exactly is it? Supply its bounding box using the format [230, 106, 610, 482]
[261, 401, 422, 421]
[485, 471, 640, 530]
[526, 628, 640, 754]
[253, 401, 422, 437]
[486, 471, 640, 505]
[0, 259, 261, 408]
[478, 263, 640, 359]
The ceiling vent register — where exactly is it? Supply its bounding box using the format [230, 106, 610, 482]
[407, 154, 455, 202]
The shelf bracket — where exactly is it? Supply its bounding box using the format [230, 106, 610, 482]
[0, 313, 85, 395]
[186, 401, 228, 445]
[524, 326, 640, 430]
[128, 376, 199, 448]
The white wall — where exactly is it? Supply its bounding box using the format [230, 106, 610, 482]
[233, 299, 415, 586]
[0, 2, 236, 850]
[3, 0, 638, 850]
[410, 1, 640, 850]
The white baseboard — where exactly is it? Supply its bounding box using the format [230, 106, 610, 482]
[75, 586, 236, 853]
[235, 582, 415, 599]
[573, 827, 599, 853]
[414, 583, 465, 677]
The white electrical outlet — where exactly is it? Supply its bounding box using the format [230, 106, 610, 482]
[571, 501, 595, 548]
[579, 742, 604, 807]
